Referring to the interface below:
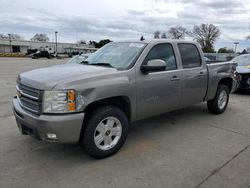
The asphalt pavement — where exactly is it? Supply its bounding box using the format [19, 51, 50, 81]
[0, 57, 249, 188]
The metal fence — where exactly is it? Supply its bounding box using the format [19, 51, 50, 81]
[204, 53, 238, 61]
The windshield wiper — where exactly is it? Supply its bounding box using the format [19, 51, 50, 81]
[80, 60, 89, 64]
[90, 62, 114, 68]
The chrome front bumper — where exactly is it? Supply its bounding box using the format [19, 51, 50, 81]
[13, 97, 84, 143]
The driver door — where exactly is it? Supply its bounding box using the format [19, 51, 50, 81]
[136, 43, 182, 120]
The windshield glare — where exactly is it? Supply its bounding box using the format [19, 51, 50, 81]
[67, 54, 89, 64]
[85, 42, 145, 70]
[233, 55, 250, 66]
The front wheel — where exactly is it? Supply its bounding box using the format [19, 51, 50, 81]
[80, 106, 129, 159]
[207, 84, 229, 114]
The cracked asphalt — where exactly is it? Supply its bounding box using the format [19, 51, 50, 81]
[0, 57, 250, 188]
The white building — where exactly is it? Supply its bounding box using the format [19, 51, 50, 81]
[0, 39, 97, 54]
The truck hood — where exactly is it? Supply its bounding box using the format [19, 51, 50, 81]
[236, 65, 250, 74]
[18, 64, 118, 90]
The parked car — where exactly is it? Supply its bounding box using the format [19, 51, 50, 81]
[26, 49, 38, 56]
[13, 40, 238, 159]
[32, 48, 55, 59]
[232, 54, 250, 90]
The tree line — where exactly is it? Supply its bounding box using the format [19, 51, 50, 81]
[1, 23, 249, 51]
[153, 24, 221, 53]
[0, 33, 50, 42]
[153, 23, 250, 53]
[0, 33, 111, 48]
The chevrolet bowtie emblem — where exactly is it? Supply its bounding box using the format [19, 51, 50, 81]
[17, 90, 21, 97]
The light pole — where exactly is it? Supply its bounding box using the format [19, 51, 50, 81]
[55, 31, 58, 54]
[8, 34, 12, 53]
[234, 42, 239, 53]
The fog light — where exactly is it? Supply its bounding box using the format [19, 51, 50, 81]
[46, 133, 57, 140]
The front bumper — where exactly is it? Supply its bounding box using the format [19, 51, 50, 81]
[13, 97, 84, 143]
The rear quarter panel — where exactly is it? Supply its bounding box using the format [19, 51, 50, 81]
[205, 61, 237, 101]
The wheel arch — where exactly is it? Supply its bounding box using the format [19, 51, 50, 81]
[218, 77, 233, 92]
[83, 96, 132, 123]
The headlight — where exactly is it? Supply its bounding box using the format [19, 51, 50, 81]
[43, 90, 84, 113]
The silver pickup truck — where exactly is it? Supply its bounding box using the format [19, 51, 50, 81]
[13, 40, 238, 158]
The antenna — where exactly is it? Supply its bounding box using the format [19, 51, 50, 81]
[140, 36, 145, 41]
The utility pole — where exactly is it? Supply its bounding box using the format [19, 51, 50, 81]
[234, 42, 239, 53]
[8, 34, 12, 53]
[55, 31, 58, 54]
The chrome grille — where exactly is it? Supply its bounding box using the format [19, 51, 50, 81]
[16, 83, 42, 114]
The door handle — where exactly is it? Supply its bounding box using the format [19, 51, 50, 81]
[198, 71, 205, 76]
[170, 75, 180, 81]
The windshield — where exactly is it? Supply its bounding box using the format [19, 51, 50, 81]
[67, 54, 89, 64]
[233, 55, 250, 66]
[85, 42, 146, 70]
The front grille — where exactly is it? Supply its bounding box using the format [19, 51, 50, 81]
[18, 83, 40, 99]
[16, 83, 42, 114]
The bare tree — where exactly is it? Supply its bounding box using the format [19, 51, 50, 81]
[9, 34, 23, 40]
[168, 26, 189, 39]
[191, 23, 220, 52]
[0, 34, 7, 39]
[31, 34, 50, 42]
[154, 31, 160, 39]
[161, 32, 167, 39]
[0, 33, 22, 40]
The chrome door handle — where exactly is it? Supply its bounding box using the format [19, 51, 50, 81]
[170, 75, 180, 81]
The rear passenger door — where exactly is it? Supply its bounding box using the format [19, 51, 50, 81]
[178, 43, 208, 107]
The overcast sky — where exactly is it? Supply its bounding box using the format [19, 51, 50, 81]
[0, 0, 250, 50]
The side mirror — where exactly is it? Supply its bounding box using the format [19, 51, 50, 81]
[141, 59, 166, 74]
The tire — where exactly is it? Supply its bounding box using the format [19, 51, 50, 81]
[80, 106, 129, 159]
[207, 84, 229, 114]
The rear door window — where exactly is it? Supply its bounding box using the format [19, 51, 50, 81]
[178, 44, 201, 69]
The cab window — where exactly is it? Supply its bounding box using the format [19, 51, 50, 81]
[178, 43, 201, 69]
[144, 43, 177, 71]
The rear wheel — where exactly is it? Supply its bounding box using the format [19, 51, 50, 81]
[207, 84, 229, 114]
[80, 106, 129, 159]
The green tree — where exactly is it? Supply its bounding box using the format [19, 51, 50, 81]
[89, 39, 112, 48]
[218, 47, 234, 53]
[77, 40, 86, 44]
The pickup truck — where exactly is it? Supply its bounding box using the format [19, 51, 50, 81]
[13, 40, 238, 158]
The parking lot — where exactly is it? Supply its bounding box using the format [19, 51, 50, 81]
[0, 57, 249, 188]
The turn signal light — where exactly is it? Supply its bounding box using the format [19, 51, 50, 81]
[68, 90, 76, 101]
[68, 101, 76, 111]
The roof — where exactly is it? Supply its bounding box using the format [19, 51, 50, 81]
[115, 39, 198, 45]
